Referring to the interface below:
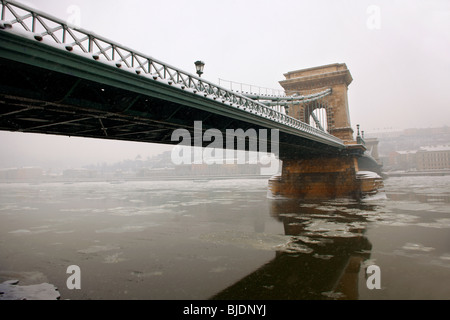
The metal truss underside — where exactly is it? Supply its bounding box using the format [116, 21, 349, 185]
[0, 57, 346, 157]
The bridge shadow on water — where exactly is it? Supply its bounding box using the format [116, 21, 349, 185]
[211, 199, 378, 300]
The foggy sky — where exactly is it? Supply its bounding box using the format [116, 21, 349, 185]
[1, 0, 449, 168]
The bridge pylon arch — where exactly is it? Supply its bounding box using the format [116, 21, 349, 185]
[279, 63, 354, 143]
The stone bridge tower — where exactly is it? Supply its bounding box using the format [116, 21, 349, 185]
[269, 63, 383, 200]
[279, 63, 354, 143]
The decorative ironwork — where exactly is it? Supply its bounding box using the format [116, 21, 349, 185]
[356, 124, 365, 145]
[0, 0, 343, 145]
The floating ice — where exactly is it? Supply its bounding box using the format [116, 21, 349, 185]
[8, 229, 31, 234]
[275, 241, 313, 254]
[402, 243, 435, 252]
[387, 201, 437, 212]
[8, 227, 53, 235]
[78, 244, 121, 254]
[104, 252, 125, 264]
[362, 258, 378, 268]
[290, 235, 325, 244]
[303, 220, 363, 238]
[314, 206, 337, 212]
[130, 271, 163, 278]
[439, 253, 450, 261]
[95, 225, 149, 233]
[0, 280, 60, 300]
[107, 206, 173, 216]
[199, 230, 312, 253]
[374, 212, 420, 227]
[362, 192, 388, 201]
[298, 203, 318, 208]
[60, 208, 94, 212]
[417, 218, 450, 229]
[209, 267, 228, 273]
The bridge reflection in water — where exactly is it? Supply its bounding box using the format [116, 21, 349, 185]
[212, 199, 375, 300]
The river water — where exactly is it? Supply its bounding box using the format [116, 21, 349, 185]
[0, 176, 449, 300]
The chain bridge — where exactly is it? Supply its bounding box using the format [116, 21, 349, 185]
[0, 0, 382, 199]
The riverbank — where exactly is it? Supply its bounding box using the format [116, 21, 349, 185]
[384, 170, 450, 177]
[0, 174, 273, 184]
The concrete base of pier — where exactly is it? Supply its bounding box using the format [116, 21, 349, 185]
[268, 155, 383, 200]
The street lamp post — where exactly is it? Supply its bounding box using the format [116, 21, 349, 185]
[194, 60, 205, 77]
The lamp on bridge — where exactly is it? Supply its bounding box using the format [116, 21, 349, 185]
[194, 60, 205, 77]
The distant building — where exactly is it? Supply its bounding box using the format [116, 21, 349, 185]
[388, 150, 417, 171]
[63, 168, 97, 179]
[388, 145, 450, 171]
[0, 167, 43, 180]
[416, 145, 450, 171]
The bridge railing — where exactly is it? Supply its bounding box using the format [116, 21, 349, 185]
[0, 0, 344, 146]
[218, 78, 286, 97]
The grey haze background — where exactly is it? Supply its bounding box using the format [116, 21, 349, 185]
[1, 0, 449, 168]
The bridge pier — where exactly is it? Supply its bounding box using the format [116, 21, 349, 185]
[269, 155, 364, 200]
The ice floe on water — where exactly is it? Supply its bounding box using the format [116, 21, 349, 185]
[0, 280, 60, 300]
[106, 206, 176, 217]
[274, 240, 313, 254]
[130, 270, 163, 279]
[8, 226, 54, 235]
[209, 266, 229, 273]
[303, 220, 366, 238]
[199, 230, 314, 254]
[439, 253, 450, 261]
[417, 218, 450, 229]
[199, 230, 339, 256]
[361, 258, 378, 268]
[402, 243, 435, 252]
[104, 252, 126, 264]
[95, 224, 156, 233]
[0, 271, 60, 300]
[54, 230, 74, 234]
[362, 192, 388, 201]
[393, 243, 438, 259]
[367, 212, 420, 226]
[129, 199, 145, 203]
[386, 201, 438, 212]
[60, 208, 95, 213]
[77, 244, 127, 263]
[313, 205, 339, 212]
[77, 244, 121, 254]
[8, 229, 32, 234]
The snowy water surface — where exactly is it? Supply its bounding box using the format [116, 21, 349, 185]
[0, 176, 449, 299]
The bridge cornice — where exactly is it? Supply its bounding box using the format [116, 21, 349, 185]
[279, 69, 353, 92]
